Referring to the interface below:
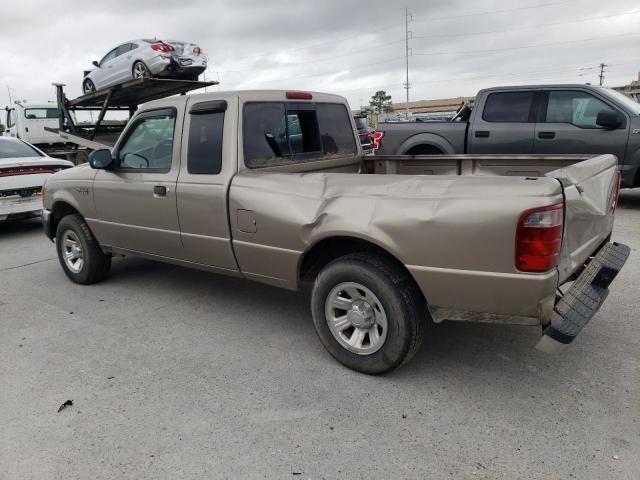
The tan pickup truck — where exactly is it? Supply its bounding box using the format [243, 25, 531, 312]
[41, 90, 629, 374]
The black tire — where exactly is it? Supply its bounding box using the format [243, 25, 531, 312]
[311, 253, 426, 374]
[73, 150, 89, 165]
[83, 79, 96, 94]
[405, 145, 443, 155]
[55, 214, 111, 285]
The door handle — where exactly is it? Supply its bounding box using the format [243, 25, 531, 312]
[153, 185, 168, 197]
[475, 130, 490, 138]
[538, 131, 556, 139]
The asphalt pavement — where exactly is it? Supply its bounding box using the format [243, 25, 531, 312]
[1, 190, 639, 480]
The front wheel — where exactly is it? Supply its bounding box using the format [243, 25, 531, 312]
[55, 214, 111, 285]
[311, 253, 426, 374]
[83, 78, 96, 94]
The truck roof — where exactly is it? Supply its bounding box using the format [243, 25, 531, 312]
[12, 103, 57, 109]
[141, 89, 349, 110]
[479, 84, 607, 92]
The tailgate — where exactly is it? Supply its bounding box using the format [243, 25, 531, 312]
[547, 154, 619, 283]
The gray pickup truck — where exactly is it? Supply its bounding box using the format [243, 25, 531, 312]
[375, 84, 640, 189]
[41, 89, 629, 374]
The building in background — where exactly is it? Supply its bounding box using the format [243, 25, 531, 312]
[612, 72, 640, 100]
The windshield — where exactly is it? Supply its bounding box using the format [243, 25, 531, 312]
[600, 88, 640, 115]
[0, 140, 44, 158]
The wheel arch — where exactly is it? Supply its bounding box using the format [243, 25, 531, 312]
[49, 200, 81, 238]
[398, 133, 456, 155]
[298, 236, 427, 303]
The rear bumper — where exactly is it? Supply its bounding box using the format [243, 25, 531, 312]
[154, 54, 207, 79]
[0, 194, 42, 221]
[535, 242, 630, 353]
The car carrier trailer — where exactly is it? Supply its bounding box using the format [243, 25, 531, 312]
[46, 77, 216, 164]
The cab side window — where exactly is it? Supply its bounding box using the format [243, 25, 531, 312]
[545, 91, 618, 129]
[117, 110, 176, 170]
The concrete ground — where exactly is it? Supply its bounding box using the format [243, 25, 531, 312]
[1, 191, 639, 480]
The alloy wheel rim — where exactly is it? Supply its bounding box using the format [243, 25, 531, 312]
[61, 230, 85, 274]
[133, 63, 147, 78]
[325, 282, 388, 355]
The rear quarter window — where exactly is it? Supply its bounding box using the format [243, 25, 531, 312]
[243, 101, 356, 168]
[316, 104, 357, 155]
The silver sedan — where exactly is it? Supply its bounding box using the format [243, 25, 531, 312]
[83, 39, 207, 94]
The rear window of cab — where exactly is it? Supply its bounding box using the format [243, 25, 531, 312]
[243, 102, 357, 168]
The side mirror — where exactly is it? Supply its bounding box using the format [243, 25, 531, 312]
[596, 110, 622, 130]
[89, 149, 114, 169]
[92, 60, 100, 68]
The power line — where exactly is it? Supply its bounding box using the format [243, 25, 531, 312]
[413, 31, 640, 57]
[411, 0, 577, 23]
[331, 60, 640, 95]
[412, 9, 640, 40]
[217, 39, 403, 74]
[209, 1, 578, 67]
[231, 56, 406, 85]
[208, 22, 404, 64]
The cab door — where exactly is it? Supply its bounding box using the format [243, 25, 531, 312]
[468, 90, 536, 154]
[175, 97, 238, 271]
[91, 106, 185, 259]
[534, 89, 629, 161]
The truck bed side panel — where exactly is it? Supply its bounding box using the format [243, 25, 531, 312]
[229, 172, 564, 317]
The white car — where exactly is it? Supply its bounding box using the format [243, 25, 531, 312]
[83, 39, 208, 94]
[0, 138, 73, 221]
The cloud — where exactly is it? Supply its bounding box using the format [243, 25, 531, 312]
[1, 0, 639, 110]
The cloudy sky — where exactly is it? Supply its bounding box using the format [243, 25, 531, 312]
[1, 0, 639, 110]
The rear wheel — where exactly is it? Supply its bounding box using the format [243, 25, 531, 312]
[311, 253, 426, 374]
[55, 214, 111, 285]
[83, 79, 96, 94]
[132, 61, 151, 79]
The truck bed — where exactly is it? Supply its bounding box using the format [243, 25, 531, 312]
[364, 154, 594, 177]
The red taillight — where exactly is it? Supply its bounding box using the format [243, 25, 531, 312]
[151, 43, 174, 53]
[611, 170, 621, 213]
[516, 204, 564, 273]
[286, 91, 312, 100]
[193, 47, 202, 55]
[373, 131, 384, 151]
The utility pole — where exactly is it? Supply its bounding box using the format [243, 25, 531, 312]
[404, 7, 412, 119]
[598, 63, 608, 86]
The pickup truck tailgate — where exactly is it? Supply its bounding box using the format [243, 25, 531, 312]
[547, 154, 619, 283]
